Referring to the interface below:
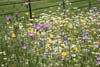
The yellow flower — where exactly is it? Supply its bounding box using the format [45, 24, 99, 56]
[80, 19, 85, 24]
[68, 37, 73, 41]
[61, 51, 67, 56]
[11, 33, 16, 38]
[25, 12, 29, 15]
[49, 34, 53, 38]
[34, 41, 39, 45]
[73, 47, 78, 52]
[93, 31, 97, 35]
[60, 20, 64, 23]
[28, 28, 33, 33]
[46, 43, 50, 48]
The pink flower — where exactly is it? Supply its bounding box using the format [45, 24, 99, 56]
[22, 44, 28, 49]
[43, 23, 49, 29]
[35, 23, 42, 30]
[61, 56, 65, 60]
[28, 32, 34, 37]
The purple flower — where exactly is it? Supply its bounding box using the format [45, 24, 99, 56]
[63, 37, 68, 42]
[97, 57, 100, 60]
[82, 35, 88, 40]
[24, 1, 29, 6]
[43, 23, 49, 29]
[35, 23, 42, 30]
[97, 61, 100, 65]
[61, 56, 65, 60]
[98, 53, 100, 57]
[22, 44, 28, 49]
[84, 32, 89, 35]
[6, 15, 12, 21]
[40, 41, 45, 47]
[98, 0, 100, 2]
[28, 32, 34, 37]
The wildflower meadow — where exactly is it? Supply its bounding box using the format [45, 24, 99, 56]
[0, 0, 100, 67]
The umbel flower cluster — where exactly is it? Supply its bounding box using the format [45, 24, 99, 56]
[1, 7, 100, 67]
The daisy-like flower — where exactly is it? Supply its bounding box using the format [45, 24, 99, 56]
[61, 51, 67, 57]
[73, 47, 78, 52]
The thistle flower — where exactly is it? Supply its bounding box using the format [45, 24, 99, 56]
[82, 35, 88, 40]
[43, 23, 49, 29]
[35, 23, 42, 30]
[6, 15, 12, 21]
[97, 61, 100, 65]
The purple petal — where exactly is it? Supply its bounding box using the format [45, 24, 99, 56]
[43, 23, 49, 29]
[22, 44, 28, 49]
[24, 1, 29, 5]
[97, 61, 100, 64]
[97, 57, 100, 60]
[35, 24, 42, 30]
[28, 32, 34, 37]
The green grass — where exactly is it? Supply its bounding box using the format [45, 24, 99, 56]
[0, 0, 99, 22]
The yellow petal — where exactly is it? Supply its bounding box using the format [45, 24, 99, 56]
[11, 33, 16, 38]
